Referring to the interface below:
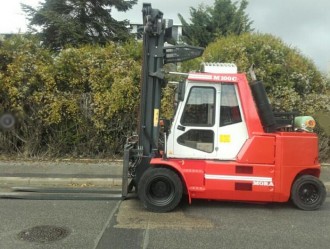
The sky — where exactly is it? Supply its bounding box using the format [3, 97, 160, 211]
[0, 0, 329, 73]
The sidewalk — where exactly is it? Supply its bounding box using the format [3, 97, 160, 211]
[0, 160, 123, 189]
[0, 160, 329, 191]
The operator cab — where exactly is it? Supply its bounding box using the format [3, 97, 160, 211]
[166, 63, 249, 160]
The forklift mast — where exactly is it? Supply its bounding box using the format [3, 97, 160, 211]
[127, 3, 204, 183]
[132, 3, 167, 184]
[139, 3, 166, 158]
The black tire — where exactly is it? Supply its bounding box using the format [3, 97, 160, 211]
[138, 167, 183, 212]
[291, 175, 326, 211]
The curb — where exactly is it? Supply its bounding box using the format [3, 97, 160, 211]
[325, 182, 330, 191]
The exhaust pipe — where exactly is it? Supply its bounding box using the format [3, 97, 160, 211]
[249, 66, 276, 132]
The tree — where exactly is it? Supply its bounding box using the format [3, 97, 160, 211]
[22, 0, 137, 49]
[178, 0, 253, 47]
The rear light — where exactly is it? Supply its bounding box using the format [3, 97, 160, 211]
[306, 119, 316, 129]
[294, 116, 316, 132]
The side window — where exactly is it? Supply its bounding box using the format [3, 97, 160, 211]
[177, 129, 214, 153]
[181, 87, 215, 126]
[220, 84, 242, 127]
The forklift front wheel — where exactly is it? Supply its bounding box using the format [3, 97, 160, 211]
[138, 167, 183, 212]
[291, 175, 326, 211]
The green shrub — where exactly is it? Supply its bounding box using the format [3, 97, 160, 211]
[1, 34, 329, 161]
[0, 35, 142, 157]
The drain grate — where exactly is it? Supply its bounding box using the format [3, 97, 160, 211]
[18, 225, 70, 243]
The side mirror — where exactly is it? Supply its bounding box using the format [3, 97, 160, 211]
[160, 119, 171, 134]
[176, 81, 185, 102]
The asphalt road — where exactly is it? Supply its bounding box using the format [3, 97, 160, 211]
[97, 196, 330, 249]
[0, 199, 119, 249]
[1, 195, 329, 249]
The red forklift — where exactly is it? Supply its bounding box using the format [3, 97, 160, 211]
[122, 3, 326, 212]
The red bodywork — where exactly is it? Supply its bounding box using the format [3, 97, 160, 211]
[150, 73, 321, 204]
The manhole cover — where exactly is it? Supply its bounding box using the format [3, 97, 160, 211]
[18, 225, 70, 243]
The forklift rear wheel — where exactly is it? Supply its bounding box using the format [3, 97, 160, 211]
[291, 175, 326, 211]
[138, 167, 183, 212]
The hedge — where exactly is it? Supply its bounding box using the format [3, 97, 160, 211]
[0, 35, 142, 157]
[1, 34, 329, 161]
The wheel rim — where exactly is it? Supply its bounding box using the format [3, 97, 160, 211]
[146, 176, 175, 206]
[298, 183, 320, 205]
